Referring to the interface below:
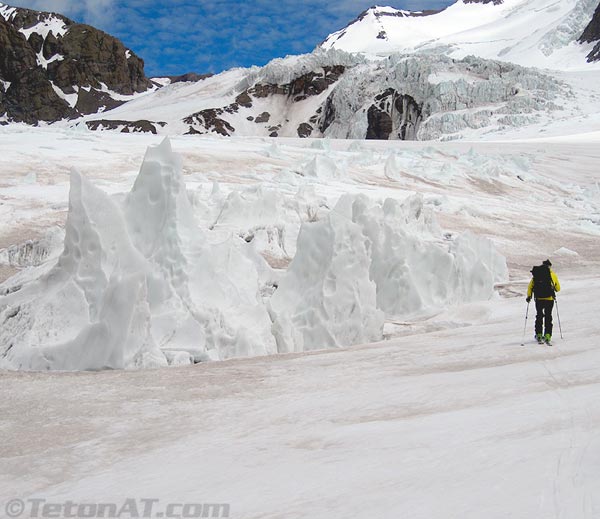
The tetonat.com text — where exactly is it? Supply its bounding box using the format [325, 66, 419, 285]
[4, 497, 231, 518]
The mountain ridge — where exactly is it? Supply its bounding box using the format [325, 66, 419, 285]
[1, 0, 600, 141]
[0, 1, 152, 124]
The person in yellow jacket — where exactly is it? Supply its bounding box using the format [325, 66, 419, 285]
[526, 259, 560, 344]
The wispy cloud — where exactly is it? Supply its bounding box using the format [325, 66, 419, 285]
[7, 0, 115, 25]
[5, 0, 455, 75]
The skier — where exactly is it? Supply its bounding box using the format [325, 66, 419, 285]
[526, 259, 560, 344]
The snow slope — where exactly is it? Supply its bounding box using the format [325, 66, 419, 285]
[322, 0, 600, 72]
[1, 277, 600, 518]
[77, 49, 594, 142]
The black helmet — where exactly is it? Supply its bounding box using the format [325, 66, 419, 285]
[542, 259, 552, 267]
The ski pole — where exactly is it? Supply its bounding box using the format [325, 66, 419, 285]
[554, 297, 563, 339]
[521, 301, 530, 346]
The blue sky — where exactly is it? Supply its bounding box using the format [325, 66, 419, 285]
[9, 0, 454, 76]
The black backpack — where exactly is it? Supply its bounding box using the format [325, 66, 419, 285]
[531, 265, 554, 299]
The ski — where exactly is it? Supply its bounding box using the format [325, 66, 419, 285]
[520, 338, 554, 347]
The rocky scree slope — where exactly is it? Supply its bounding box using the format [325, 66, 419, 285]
[0, 2, 152, 124]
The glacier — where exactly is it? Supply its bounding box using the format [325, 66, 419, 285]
[0, 138, 509, 370]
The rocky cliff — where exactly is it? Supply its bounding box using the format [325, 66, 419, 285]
[0, 2, 152, 124]
[580, 2, 600, 62]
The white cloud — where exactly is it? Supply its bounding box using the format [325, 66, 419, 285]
[7, 0, 116, 26]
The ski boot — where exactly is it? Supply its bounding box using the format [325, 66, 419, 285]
[544, 334, 553, 346]
[536, 333, 544, 344]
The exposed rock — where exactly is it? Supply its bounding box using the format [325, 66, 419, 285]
[0, 18, 74, 123]
[366, 89, 422, 140]
[288, 66, 345, 101]
[463, 0, 503, 4]
[42, 31, 59, 59]
[165, 72, 213, 84]
[27, 31, 43, 54]
[0, 16, 38, 82]
[75, 87, 123, 114]
[580, 2, 600, 62]
[255, 111, 270, 123]
[0, 2, 152, 123]
[297, 122, 313, 138]
[85, 119, 167, 134]
[319, 95, 337, 134]
[180, 65, 346, 136]
[247, 66, 345, 102]
[235, 91, 253, 107]
[4, 68, 74, 123]
[184, 108, 235, 136]
[48, 24, 150, 95]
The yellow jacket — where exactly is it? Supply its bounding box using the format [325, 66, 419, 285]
[527, 269, 560, 300]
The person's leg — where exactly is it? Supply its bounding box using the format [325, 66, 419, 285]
[535, 300, 544, 337]
[544, 300, 554, 337]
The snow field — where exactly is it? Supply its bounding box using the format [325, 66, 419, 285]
[1, 276, 600, 518]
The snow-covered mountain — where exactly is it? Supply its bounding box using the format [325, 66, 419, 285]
[2, 0, 600, 141]
[77, 0, 600, 141]
[81, 51, 567, 141]
[321, 0, 600, 70]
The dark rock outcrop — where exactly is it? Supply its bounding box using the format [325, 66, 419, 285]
[0, 16, 74, 123]
[0, 2, 152, 124]
[247, 66, 345, 102]
[183, 108, 235, 136]
[85, 119, 166, 134]
[297, 123, 313, 138]
[319, 95, 337, 134]
[163, 72, 213, 84]
[366, 89, 422, 140]
[463, 0, 503, 4]
[182, 66, 345, 137]
[255, 111, 270, 123]
[580, 2, 600, 62]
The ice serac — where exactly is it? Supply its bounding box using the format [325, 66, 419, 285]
[0, 138, 277, 371]
[346, 194, 507, 318]
[320, 54, 563, 141]
[124, 138, 277, 362]
[269, 204, 384, 353]
[0, 169, 165, 371]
